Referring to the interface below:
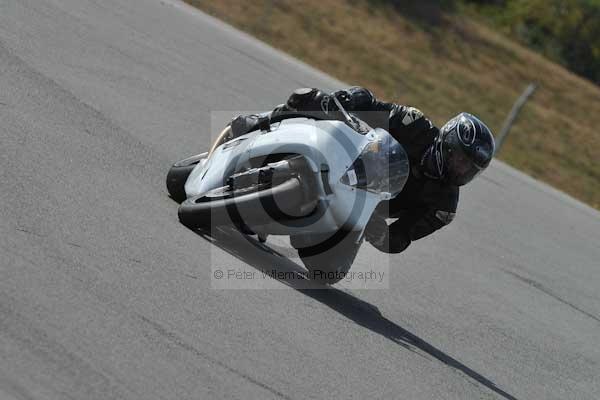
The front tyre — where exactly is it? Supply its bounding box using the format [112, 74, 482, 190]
[297, 230, 363, 285]
[166, 153, 208, 203]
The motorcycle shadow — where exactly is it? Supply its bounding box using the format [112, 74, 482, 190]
[189, 226, 519, 400]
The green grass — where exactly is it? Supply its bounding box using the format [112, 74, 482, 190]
[187, 0, 600, 209]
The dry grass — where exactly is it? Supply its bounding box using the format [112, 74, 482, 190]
[187, 0, 600, 209]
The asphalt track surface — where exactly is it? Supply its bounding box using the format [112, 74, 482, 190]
[1, 1, 599, 399]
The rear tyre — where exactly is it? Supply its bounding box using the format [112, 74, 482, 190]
[166, 153, 208, 203]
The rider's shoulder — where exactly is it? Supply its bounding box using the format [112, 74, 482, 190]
[393, 105, 428, 126]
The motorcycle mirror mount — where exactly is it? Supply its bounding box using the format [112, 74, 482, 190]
[331, 95, 362, 132]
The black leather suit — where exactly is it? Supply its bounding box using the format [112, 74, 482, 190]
[230, 87, 459, 253]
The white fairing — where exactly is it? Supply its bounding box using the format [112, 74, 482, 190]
[184, 118, 399, 236]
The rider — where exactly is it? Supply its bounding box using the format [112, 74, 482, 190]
[230, 87, 496, 253]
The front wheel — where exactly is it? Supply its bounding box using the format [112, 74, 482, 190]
[297, 230, 363, 285]
[166, 153, 208, 203]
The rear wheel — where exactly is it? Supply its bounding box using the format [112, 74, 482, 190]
[166, 153, 208, 203]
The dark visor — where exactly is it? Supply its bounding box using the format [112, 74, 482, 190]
[444, 145, 483, 186]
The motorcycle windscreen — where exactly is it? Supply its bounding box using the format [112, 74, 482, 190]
[340, 129, 409, 197]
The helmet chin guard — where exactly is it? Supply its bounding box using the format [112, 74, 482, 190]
[419, 144, 443, 180]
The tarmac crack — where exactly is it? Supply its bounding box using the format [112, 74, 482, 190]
[136, 314, 294, 400]
[502, 268, 600, 325]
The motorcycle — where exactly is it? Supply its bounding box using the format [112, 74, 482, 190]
[166, 98, 410, 284]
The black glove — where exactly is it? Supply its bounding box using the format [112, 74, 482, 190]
[331, 89, 353, 110]
[285, 88, 329, 112]
[332, 87, 377, 112]
[230, 114, 261, 138]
